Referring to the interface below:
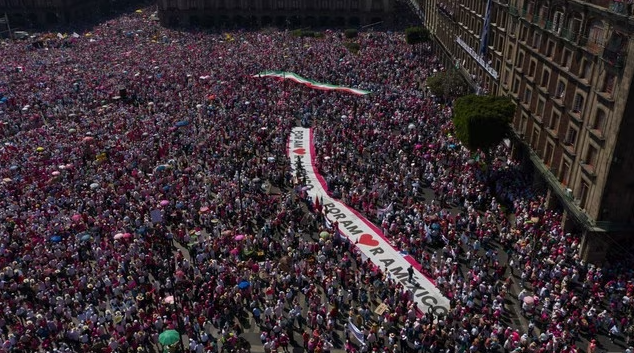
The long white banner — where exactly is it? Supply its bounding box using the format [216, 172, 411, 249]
[288, 127, 450, 316]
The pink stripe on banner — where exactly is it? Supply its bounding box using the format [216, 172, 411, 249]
[307, 129, 436, 286]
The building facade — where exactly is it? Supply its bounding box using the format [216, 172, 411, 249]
[0, 0, 113, 27]
[412, 0, 634, 260]
[157, 0, 396, 28]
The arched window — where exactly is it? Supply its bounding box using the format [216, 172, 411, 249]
[537, 5, 548, 26]
[552, 7, 564, 34]
[565, 12, 582, 41]
[523, 0, 535, 14]
[587, 20, 605, 54]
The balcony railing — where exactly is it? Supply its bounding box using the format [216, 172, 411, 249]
[456, 36, 499, 80]
[561, 28, 579, 43]
[543, 20, 553, 32]
[509, 5, 519, 16]
[531, 15, 540, 24]
[521, 8, 530, 18]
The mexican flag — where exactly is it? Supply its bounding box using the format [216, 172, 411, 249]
[253, 70, 371, 96]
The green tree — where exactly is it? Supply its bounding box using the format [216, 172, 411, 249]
[425, 69, 470, 98]
[443, 69, 470, 97]
[344, 29, 358, 39]
[425, 73, 444, 97]
[344, 41, 361, 54]
[405, 26, 430, 45]
[452, 95, 516, 161]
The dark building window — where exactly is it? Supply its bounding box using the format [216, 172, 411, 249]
[560, 161, 570, 186]
[602, 73, 616, 95]
[579, 181, 590, 209]
[592, 109, 607, 133]
[565, 126, 577, 146]
[572, 93, 584, 114]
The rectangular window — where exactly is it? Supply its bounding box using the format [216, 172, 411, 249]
[513, 77, 521, 94]
[560, 160, 571, 186]
[585, 145, 598, 167]
[521, 114, 529, 135]
[565, 126, 578, 146]
[531, 127, 541, 150]
[544, 142, 554, 166]
[593, 109, 607, 132]
[537, 98, 545, 117]
[580, 59, 591, 79]
[555, 80, 566, 99]
[541, 70, 550, 87]
[572, 93, 584, 113]
[546, 40, 555, 57]
[528, 60, 536, 77]
[524, 87, 533, 104]
[504, 69, 511, 86]
[517, 51, 525, 68]
[521, 25, 528, 42]
[579, 181, 590, 209]
[561, 49, 571, 68]
[549, 111, 560, 131]
[603, 73, 616, 95]
[532, 31, 541, 48]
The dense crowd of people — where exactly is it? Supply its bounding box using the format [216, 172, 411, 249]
[0, 7, 633, 353]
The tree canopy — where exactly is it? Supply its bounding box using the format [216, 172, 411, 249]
[426, 69, 470, 98]
[452, 95, 516, 156]
[344, 29, 358, 39]
[405, 26, 430, 45]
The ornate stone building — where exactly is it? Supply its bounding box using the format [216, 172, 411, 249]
[157, 0, 396, 28]
[0, 0, 113, 27]
[413, 0, 634, 260]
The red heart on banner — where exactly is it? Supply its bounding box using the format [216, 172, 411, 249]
[358, 234, 380, 247]
[293, 148, 306, 155]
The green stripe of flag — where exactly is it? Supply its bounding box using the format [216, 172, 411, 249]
[254, 70, 371, 96]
